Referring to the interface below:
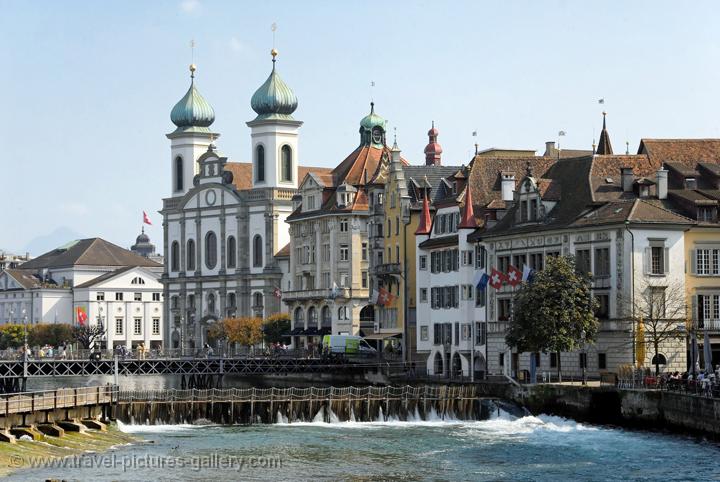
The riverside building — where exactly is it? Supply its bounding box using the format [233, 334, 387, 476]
[416, 115, 713, 379]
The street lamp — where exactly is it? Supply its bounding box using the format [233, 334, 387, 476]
[21, 309, 28, 361]
[97, 306, 106, 351]
[581, 329, 587, 386]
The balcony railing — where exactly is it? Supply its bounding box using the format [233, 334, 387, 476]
[282, 288, 352, 302]
[374, 263, 401, 276]
[700, 319, 720, 331]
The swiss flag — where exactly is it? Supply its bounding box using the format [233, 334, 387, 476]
[273, 287, 282, 299]
[507, 265, 523, 287]
[143, 211, 152, 225]
[76, 307, 88, 326]
[489, 268, 507, 289]
[377, 287, 396, 307]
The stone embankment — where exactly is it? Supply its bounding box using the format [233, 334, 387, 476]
[503, 383, 720, 438]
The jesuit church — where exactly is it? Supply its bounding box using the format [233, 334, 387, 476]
[160, 50, 330, 351]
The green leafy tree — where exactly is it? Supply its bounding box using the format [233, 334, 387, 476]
[0, 325, 26, 349]
[263, 313, 290, 345]
[506, 255, 599, 381]
[29, 324, 74, 347]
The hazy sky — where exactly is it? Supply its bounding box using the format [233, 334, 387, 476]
[2, 0, 719, 254]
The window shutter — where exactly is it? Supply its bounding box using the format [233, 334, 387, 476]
[690, 249, 697, 275]
[643, 247, 650, 275]
[693, 295, 700, 327]
[663, 248, 669, 274]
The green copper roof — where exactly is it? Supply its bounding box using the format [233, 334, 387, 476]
[360, 102, 386, 131]
[250, 59, 298, 121]
[171, 67, 215, 129]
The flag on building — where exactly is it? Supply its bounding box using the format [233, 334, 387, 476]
[506, 265, 523, 287]
[473, 270, 490, 290]
[377, 287, 396, 307]
[273, 286, 282, 299]
[522, 265, 535, 283]
[143, 211, 152, 225]
[329, 282, 339, 299]
[76, 306, 88, 326]
[489, 268, 507, 289]
[598, 98, 605, 104]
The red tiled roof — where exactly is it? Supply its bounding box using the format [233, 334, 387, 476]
[224, 162, 332, 191]
[640, 139, 720, 168]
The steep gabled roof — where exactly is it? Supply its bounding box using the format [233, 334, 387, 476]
[19, 238, 161, 270]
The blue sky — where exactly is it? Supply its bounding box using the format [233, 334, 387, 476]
[1, 0, 719, 254]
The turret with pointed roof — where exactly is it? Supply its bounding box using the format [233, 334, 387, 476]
[596, 112, 613, 155]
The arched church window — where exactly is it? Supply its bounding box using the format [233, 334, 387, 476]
[207, 293, 216, 314]
[253, 234, 263, 268]
[205, 232, 217, 269]
[227, 236, 237, 268]
[281, 145, 292, 182]
[175, 156, 183, 192]
[256, 145, 265, 182]
[171, 242, 179, 272]
[187, 239, 196, 271]
[253, 292, 264, 308]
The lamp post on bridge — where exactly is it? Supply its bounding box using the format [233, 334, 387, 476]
[21, 309, 28, 362]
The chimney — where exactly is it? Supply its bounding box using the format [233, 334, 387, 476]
[656, 168, 668, 200]
[621, 167, 634, 192]
[501, 172, 515, 201]
[544, 141, 556, 156]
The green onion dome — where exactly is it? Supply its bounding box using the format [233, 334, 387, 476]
[360, 102, 386, 131]
[170, 64, 215, 129]
[250, 50, 298, 121]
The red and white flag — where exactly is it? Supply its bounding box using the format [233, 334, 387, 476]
[489, 268, 507, 290]
[506, 265, 523, 287]
[377, 287, 397, 307]
[143, 211, 152, 225]
[76, 306, 88, 326]
[273, 286, 282, 299]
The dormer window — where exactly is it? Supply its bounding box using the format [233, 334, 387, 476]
[685, 178, 697, 189]
[698, 207, 716, 222]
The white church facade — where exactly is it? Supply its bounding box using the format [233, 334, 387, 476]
[160, 52, 329, 352]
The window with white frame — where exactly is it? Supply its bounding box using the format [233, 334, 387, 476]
[420, 288, 428, 303]
[152, 293, 160, 301]
[115, 318, 123, 335]
[134, 293, 142, 302]
[152, 318, 160, 335]
[340, 245, 349, 261]
[339, 219, 348, 232]
[134, 318, 142, 335]
[695, 248, 720, 275]
[419, 255, 427, 270]
[420, 326, 429, 341]
[96, 292, 105, 301]
[339, 272, 349, 288]
[361, 271, 368, 288]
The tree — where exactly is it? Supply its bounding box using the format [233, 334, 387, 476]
[72, 324, 105, 349]
[0, 325, 26, 349]
[506, 255, 599, 381]
[225, 317, 263, 351]
[263, 313, 290, 345]
[632, 279, 686, 375]
[206, 319, 227, 346]
[29, 324, 74, 347]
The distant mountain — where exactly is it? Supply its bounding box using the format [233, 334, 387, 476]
[23, 226, 86, 257]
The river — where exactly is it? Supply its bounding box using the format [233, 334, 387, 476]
[6, 408, 719, 481]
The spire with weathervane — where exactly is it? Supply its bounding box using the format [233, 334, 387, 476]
[596, 111, 613, 155]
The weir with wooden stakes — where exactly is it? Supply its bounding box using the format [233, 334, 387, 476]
[115, 385, 515, 424]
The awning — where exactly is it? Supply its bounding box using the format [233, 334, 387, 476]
[289, 327, 304, 336]
[363, 331, 403, 340]
[305, 327, 319, 336]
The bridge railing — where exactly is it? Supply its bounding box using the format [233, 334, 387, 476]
[118, 385, 479, 403]
[0, 385, 118, 415]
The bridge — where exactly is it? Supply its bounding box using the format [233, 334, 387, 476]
[0, 357, 397, 392]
